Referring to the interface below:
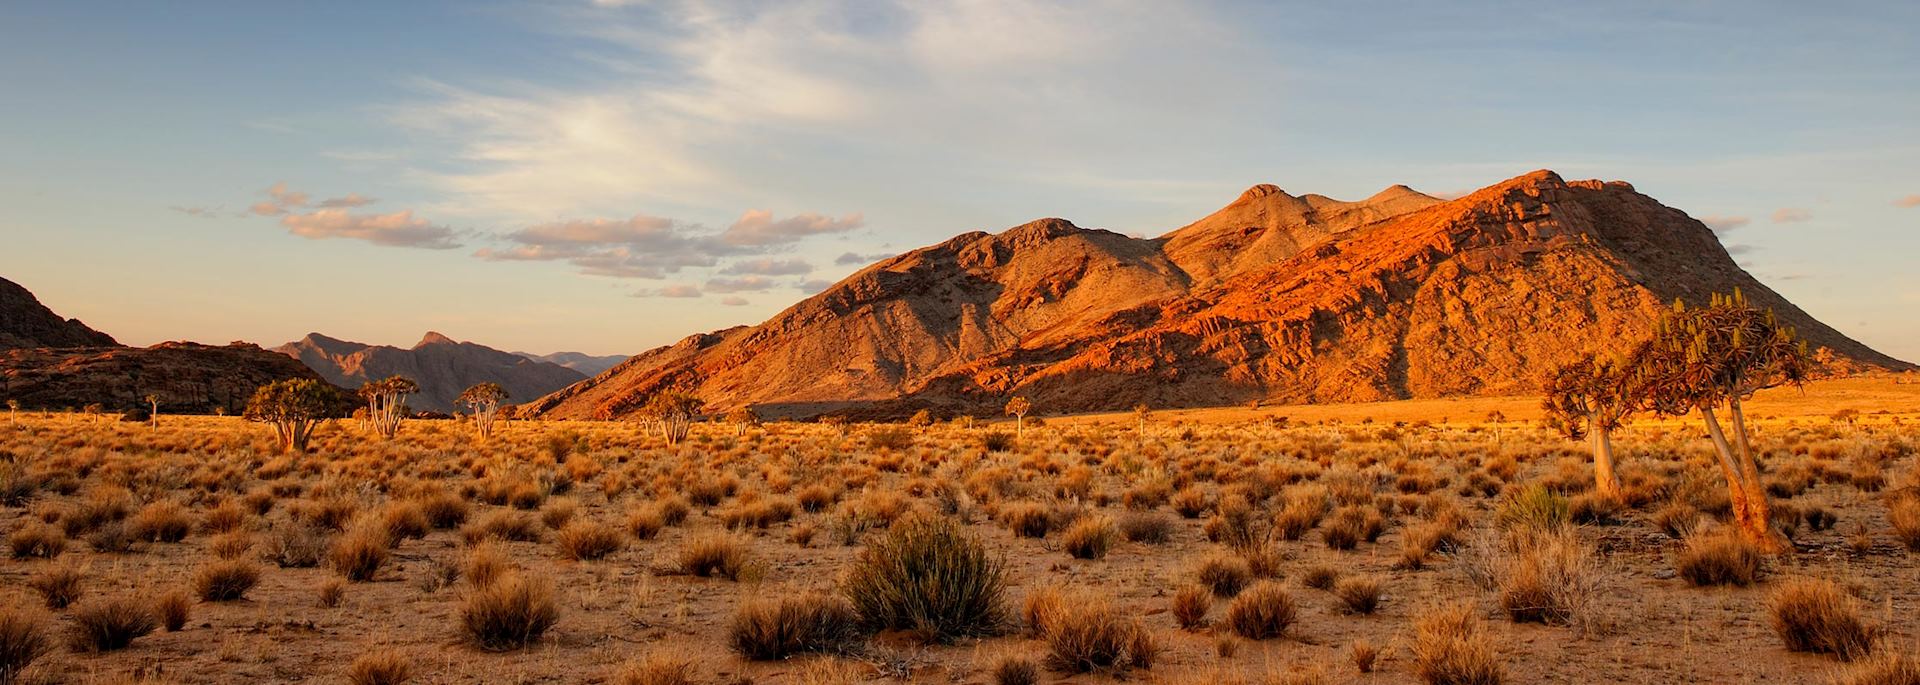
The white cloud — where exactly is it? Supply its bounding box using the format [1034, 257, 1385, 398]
[281, 208, 462, 249]
[1699, 214, 1751, 233]
[1771, 207, 1813, 223]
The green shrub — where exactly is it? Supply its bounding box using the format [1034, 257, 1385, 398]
[842, 514, 1007, 642]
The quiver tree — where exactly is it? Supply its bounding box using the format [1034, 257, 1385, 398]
[1004, 396, 1031, 439]
[7, 399, 18, 425]
[1638, 291, 1810, 551]
[1133, 403, 1150, 437]
[458, 382, 509, 442]
[244, 379, 338, 452]
[359, 376, 418, 440]
[1541, 352, 1639, 501]
[144, 393, 160, 431]
[643, 391, 703, 446]
[723, 406, 760, 437]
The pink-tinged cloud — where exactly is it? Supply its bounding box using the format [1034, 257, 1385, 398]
[704, 275, 778, 293]
[1896, 195, 1920, 208]
[720, 296, 750, 306]
[281, 208, 462, 249]
[1698, 214, 1750, 233]
[654, 284, 703, 298]
[317, 193, 377, 208]
[250, 182, 311, 216]
[1771, 207, 1812, 223]
[719, 210, 864, 246]
[721, 258, 813, 276]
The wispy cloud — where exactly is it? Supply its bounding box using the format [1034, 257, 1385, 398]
[1698, 214, 1751, 233]
[249, 182, 310, 216]
[835, 251, 894, 266]
[720, 258, 813, 276]
[703, 275, 779, 293]
[719, 210, 863, 246]
[720, 296, 750, 306]
[1771, 207, 1813, 223]
[476, 210, 852, 280]
[317, 193, 377, 208]
[169, 206, 225, 219]
[1896, 194, 1920, 208]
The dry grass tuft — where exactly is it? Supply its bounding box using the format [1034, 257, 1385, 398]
[155, 589, 191, 631]
[1334, 576, 1383, 615]
[329, 523, 392, 582]
[1767, 578, 1878, 659]
[1040, 597, 1156, 674]
[1061, 516, 1117, 560]
[345, 648, 414, 685]
[1171, 584, 1211, 631]
[1225, 581, 1296, 640]
[843, 514, 1006, 642]
[27, 564, 85, 609]
[0, 607, 52, 685]
[554, 520, 626, 561]
[1674, 529, 1765, 587]
[192, 559, 261, 601]
[459, 574, 560, 651]
[1410, 602, 1504, 685]
[614, 653, 695, 685]
[676, 533, 752, 580]
[66, 597, 157, 652]
[727, 592, 863, 660]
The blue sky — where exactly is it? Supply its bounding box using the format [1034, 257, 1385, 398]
[2, 1, 1915, 359]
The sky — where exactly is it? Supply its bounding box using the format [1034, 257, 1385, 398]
[1, 1, 1916, 360]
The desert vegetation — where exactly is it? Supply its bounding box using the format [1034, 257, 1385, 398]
[0, 373, 1916, 683]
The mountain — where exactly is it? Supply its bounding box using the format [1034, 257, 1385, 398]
[2, 342, 330, 414]
[1, 277, 119, 349]
[513, 351, 630, 377]
[277, 332, 586, 413]
[526, 170, 1912, 421]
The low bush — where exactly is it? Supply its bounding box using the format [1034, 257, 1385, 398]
[1225, 581, 1297, 640]
[460, 574, 559, 651]
[842, 514, 1006, 642]
[727, 592, 863, 660]
[1767, 578, 1878, 659]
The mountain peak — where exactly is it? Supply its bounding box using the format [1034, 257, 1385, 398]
[1237, 184, 1291, 202]
[415, 331, 458, 348]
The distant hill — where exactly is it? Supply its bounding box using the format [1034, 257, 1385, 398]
[1, 276, 118, 349]
[513, 350, 629, 377]
[526, 170, 1912, 421]
[2, 341, 330, 414]
[276, 331, 586, 413]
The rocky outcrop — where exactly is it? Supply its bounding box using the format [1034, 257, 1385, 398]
[529, 170, 1912, 420]
[1, 342, 328, 414]
[278, 332, 586, 413]
[0, 277, 118, 349]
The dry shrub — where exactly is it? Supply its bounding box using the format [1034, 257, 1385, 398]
[1410, 603, 1504, 685]
[1061, 516, 1117, 560]
[265, 523, 329, 568]
[192, 559, 261, 601]
[127, 501, 193, 543]
[626, 508, 664, 541]
[1351, 638, 1381, 673]
[540, 498, 578, 530]
[1204, 496, 1265, 548]
[329, 523, 392, 582]
[1040, 597, 1156, 673]
[1171, 486, 1211, 518]
[465, 542, 511, 588]
[1496, 528, 1601, 628]
[1495, 484, 1568, 532]
[1889, 496, 1920, 551]
[1021, 586, 1067, 637]
[460, 574, 559, 651]
[654, 496, 691, 526]
[987, 653, 1040, 685]
[677, 533, 752, 580]
[418, 493, 470, 529]
[207, 531, 253, 559]
[555, 520, 626, 561]
[379, 502, 430, 542]
[843, 514, 1006, 641]
[1399, 519, 1460, 570]
[1300, 565, 1339, 590]
[9, 524, 64, 559]
[1767, 578, 1878, 659]
[318, 579, 346, 608]
[1652, 502, 1703, 540]
[1674, 528, 1764, 587]
[1334, 576, 1383, 615]
[345, 648, 414, 685]
[1117, 512, 1174, 544]
[200, 501, 248, 534]
[27, 564, 85, 609]
[1195, 552, 1253, 598]
[728, 592, 863, 660]
[1225, 581, 1296, 640]
[463, 511, 543, 544]
[155, 590, 190, 631]
[1830, 649, 1920, 685]
[66, 597, 156, 652]
[1000, 502, 1053, 538]
[615, 653, 695, 685]
[0, 607, 52, 684]
[1171, 584, 1211, 630]
[1322, 505, 1385, 550]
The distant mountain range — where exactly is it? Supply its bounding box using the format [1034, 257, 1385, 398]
[513, 350, 629, 377]
[274, 332, 587, 413]
[524, 170, 1912, 421]
[3, 276, 326, 413]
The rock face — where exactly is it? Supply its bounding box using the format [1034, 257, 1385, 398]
[2, 342, 329, 414]
[0, 277, 118, 349]
[277, 332, 587, 413]
[513, 351, 630, 377]
[527, 170, 1913, 420]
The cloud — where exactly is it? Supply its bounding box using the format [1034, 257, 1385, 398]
[720, 296, 750, 306]
[834, 251, 895, 266]
[1771, 207, 1813, 223]
[169, 206, 224, 219]
[704, 275, 779, 293]
[280, 208, 463, 249]
[719, 210, 864, 246]
[249, 182, 310, 216]
[640, 284, 702, 298]
[1699, 215, 1751, 233]
[797, 278, 837, 293]
[1726, 244, 1757, 255]
[1896, 195, 1920, 208]
[721, 258, 813, 276]
[317, 193, 378, 208]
